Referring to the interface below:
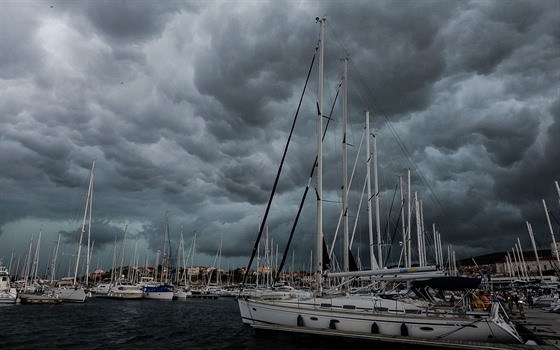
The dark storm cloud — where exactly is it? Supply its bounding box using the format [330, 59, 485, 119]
[1, 1, 558, 271]
[83, 1, 182, 42]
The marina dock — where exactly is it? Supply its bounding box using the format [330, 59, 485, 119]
[510, 306, 560, 349]
[251, 307, 560, 350]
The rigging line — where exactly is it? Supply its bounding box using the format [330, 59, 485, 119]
[240, 45, 318, 291]
[327, 22, 453, 260]
[435, 317, 485, 340]
[383, 182, 401, 265]
[325, 20, 351, 59]
[273, 83, 341, 286]
[549, 210, 560, 226]
[348, 57, 455, 236]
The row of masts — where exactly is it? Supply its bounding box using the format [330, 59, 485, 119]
[314, 20, 557, 287]
[314, 19, 454, 293]
[2, 160, 96, 291]
[503, 182, 560, 281]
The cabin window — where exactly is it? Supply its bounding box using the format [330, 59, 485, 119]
[310, 317, 318, 321]
[420, 327, 434, 331]
[343, 305, 356, 310]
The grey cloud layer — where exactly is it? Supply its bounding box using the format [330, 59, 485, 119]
[1, 1, 558, 267]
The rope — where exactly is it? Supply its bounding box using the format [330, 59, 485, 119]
[240, 45, 318, 292]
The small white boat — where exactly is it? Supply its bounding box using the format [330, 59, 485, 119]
[90, 283, 111, 297]
[52, 279, 87, 303]
[173, 286, 192, 299]
[0, 263, 17, 304]
[107, 281, 143, 299]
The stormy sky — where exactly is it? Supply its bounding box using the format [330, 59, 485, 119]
[1, 1, 559, 277]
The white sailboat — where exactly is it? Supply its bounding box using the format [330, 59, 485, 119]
[238, 18, 522, 345]
[173, 225, 193, 299]
[53, 160, 95, 303]
[106, 224, 143, 300]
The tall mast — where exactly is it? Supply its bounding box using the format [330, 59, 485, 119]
[406, 169, 412, 268]
[110, 236, 117, 285]
[315, 17, 325, 294]
[505, 252, 513, 277]
[542, 199, 560, 263]
[415, 192, 422, 266]
[515, 239, 528, 280]
[74, 159, 95, 285]
[510, 247, 519, 278]
[86, 159, 95, 286]
[189, 231, 196, 284]
[342, 57, 349, 273]
[373, 131, 382, 269]
[119, 224, 128, 282]
[432, 224, 438, 266]
[31, 227, 42, 283]
[50, 232, 61, 281]
[420, 199, 426, 266]
[526, 222, 543, 280]
[366, 112, 378, 269]
[399, 176, 407, 267]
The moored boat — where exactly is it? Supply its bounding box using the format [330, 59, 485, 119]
[173, 285, 192, 299]
[19, 293, 62, 304]
[237, 17, 523, 346]
[0, 262, 17, 304]
[142, 285, 174, 300]
[107, 281, 143, 299]
[90, 283, 111, 297]
[52, 278, 87, 303]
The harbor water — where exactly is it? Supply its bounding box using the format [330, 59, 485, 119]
[0, 297, 371, 350]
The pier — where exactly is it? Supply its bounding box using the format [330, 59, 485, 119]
[510, 306, 560, 349]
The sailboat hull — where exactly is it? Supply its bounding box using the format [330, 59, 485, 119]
[143, 286, 174, 300]
[0, 288, 17, 304]
[238, 296, 522, 344]
[53, 287, 87, 303]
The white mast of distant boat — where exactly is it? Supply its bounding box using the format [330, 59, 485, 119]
[85, 161, 94, 286]
[31, 227, 42, 285]
[188, 231, 197, 285]
[118, 224, 128, 281]
[526, 221, 543, 281]
[50, 233, 61, 282]
[555, 180, 560, 207]
[542, 198, 560, 264]
[74, 159, 95, 286]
